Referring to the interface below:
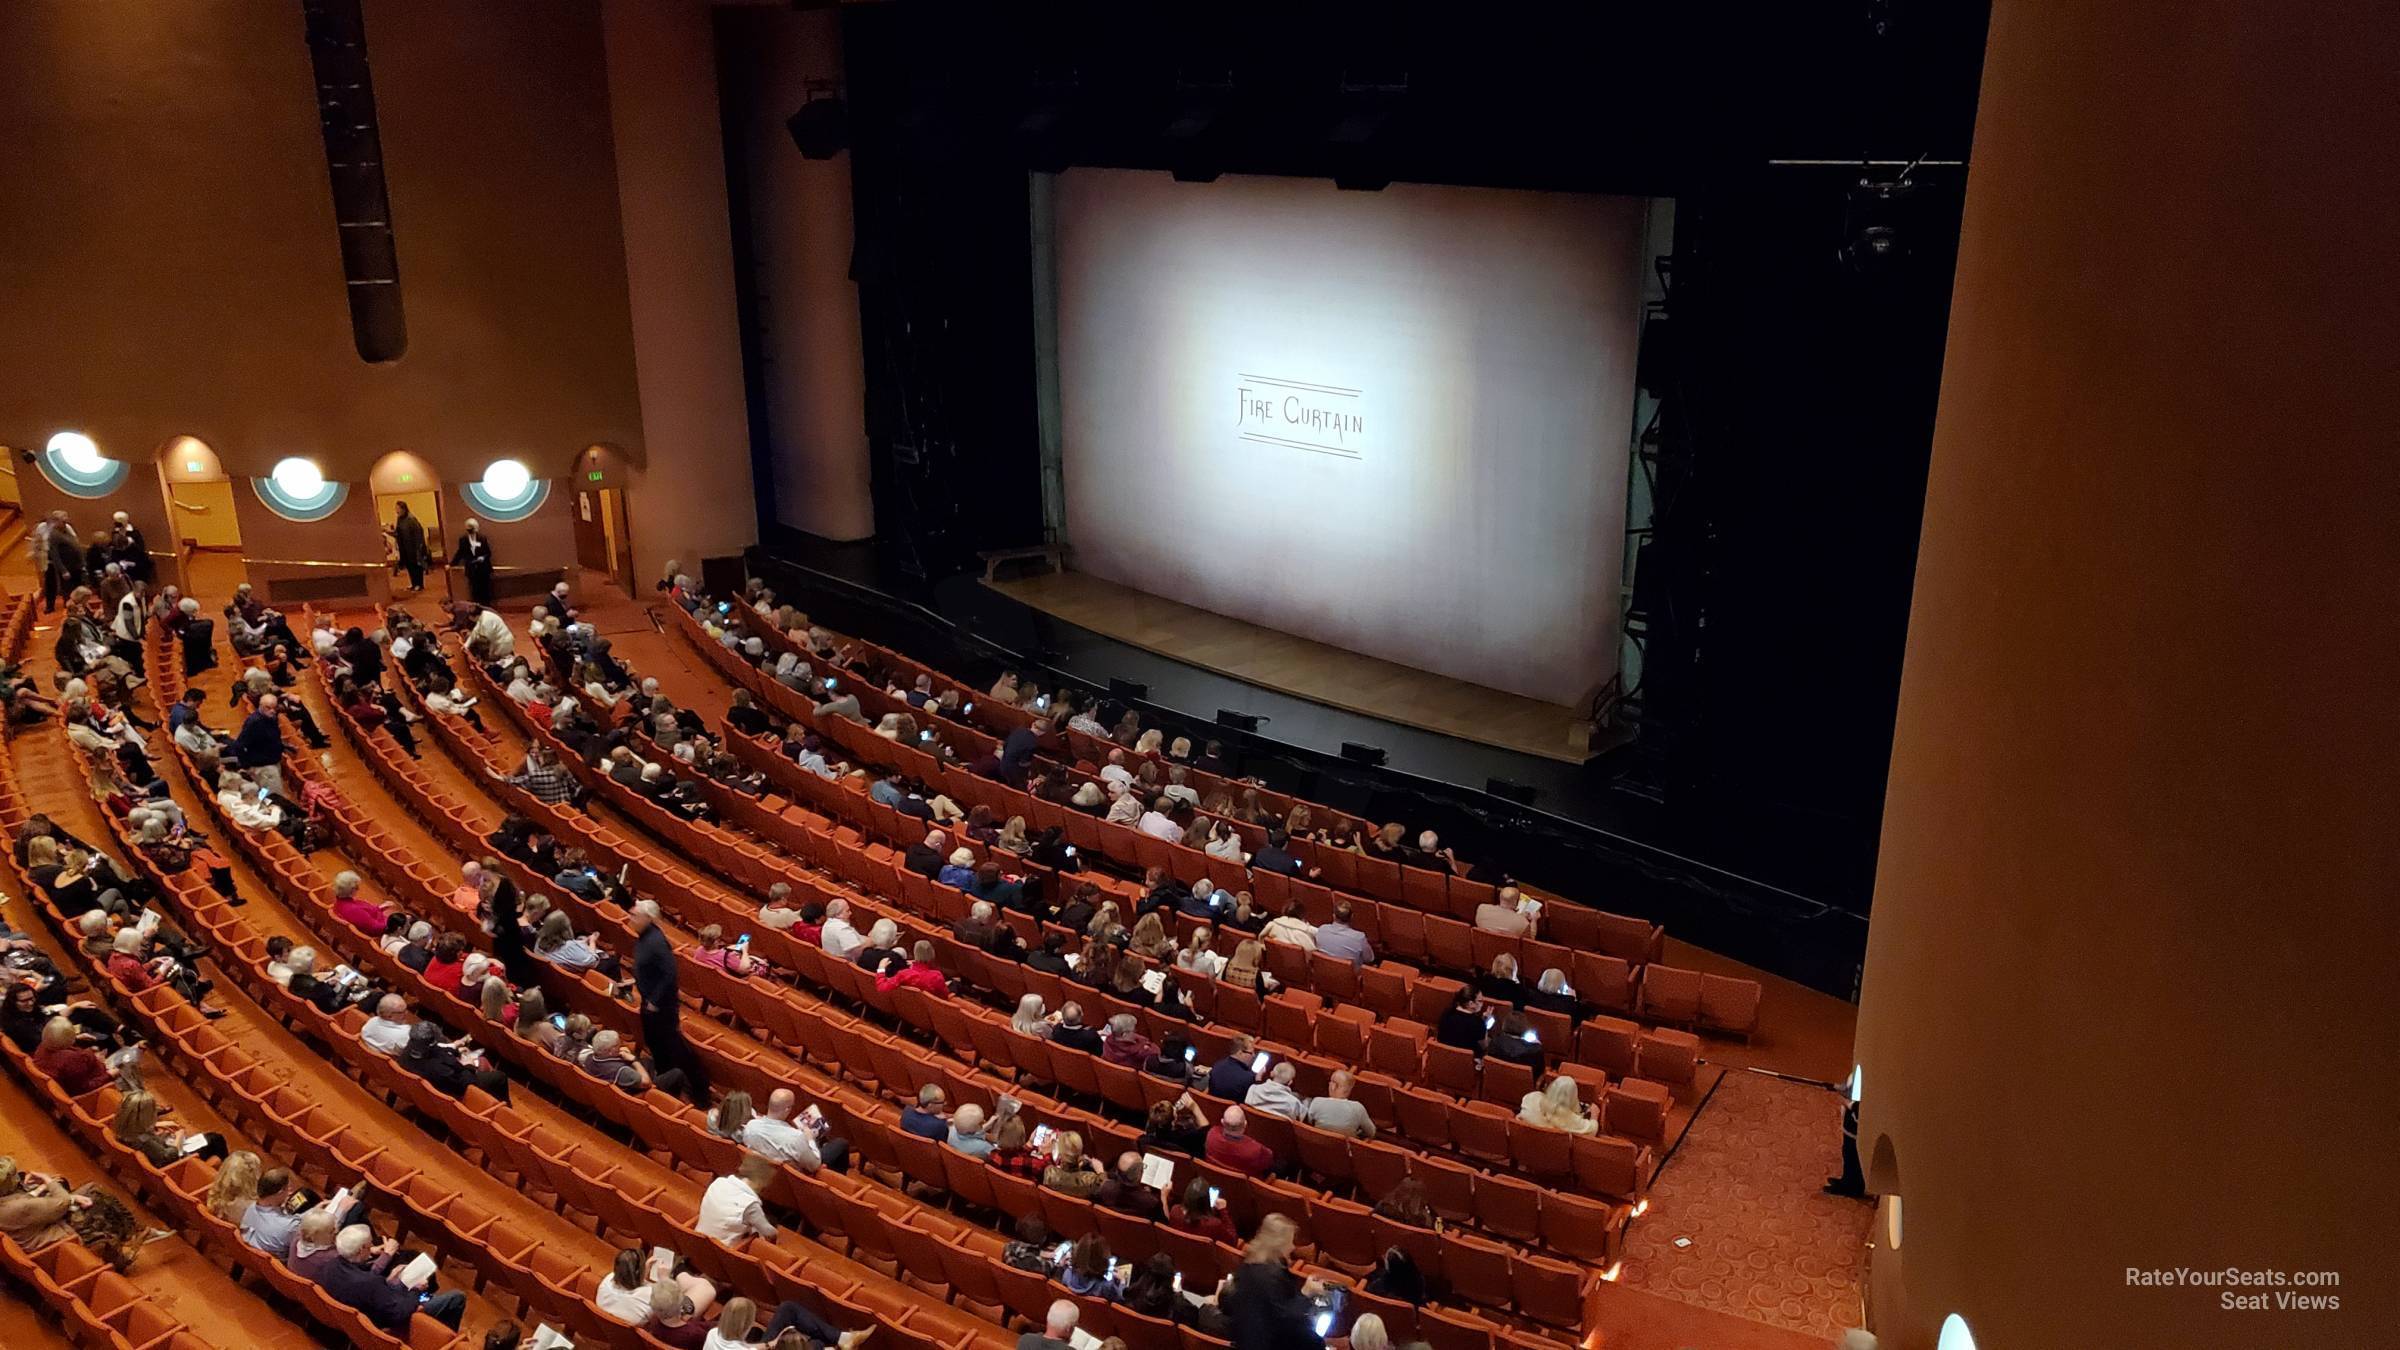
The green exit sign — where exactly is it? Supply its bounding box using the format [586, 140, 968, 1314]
[587, 471, 605, 481]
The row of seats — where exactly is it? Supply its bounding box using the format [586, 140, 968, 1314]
[0, 598, 478, 1350]
[0, 1226, 218, 1350]
[681, 607, 1760, 1043]
[397, 631, 1614, 1342]
[147, 625, 1009, 1350]
[716, 712, 1726, 1077]
[556, 645, 1688, 1171]
[460, 644, 1663, 1203]
[720, 605, 1648, 964]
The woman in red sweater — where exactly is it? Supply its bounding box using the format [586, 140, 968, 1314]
[32, 1018, 112, 1096]
[873, 940, 950, 997]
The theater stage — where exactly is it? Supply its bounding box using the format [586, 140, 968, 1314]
[985, 569, 1607, 764]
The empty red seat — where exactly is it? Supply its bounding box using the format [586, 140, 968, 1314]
[1314, 1013, 1370, 1063]
[1262, 991, 1322, 1047]
[1637, 963, 1703, 1024]
[1449, 1101, 1514, 1166]
[1469, 1169, 1543, 1244]
[1576, 1014, 1641, 1078]
[1366, 1019, 1427, 1079]
[1356, 961, 1412, 1017]
[1505, 1116, 1573, 1185]
[1437, 1228, 1515, 1313]
[1423, 1042, 1479, 1100]
[1569, 951, 1635, 1011]
[1538, 1187, 1623, 1264]
[1424, 915, 1479, 973]
[1478, 1055, 1536, 1109]
[1699, 972, 1762, 1037]
[1305, 1194, 1381, 1274]
[1378, 907, 1427, 962]
[1414, 1154, 1478, 1224]
[1512, 1250, 1594, 1329]
[1636, 1026, 1701, 1087]
[1604, 1078, 1672, 1146]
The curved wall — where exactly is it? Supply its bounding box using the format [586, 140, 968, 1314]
[1854, 2, 2395, 1347]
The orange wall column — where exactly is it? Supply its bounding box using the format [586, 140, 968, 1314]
[1853, 2, 2395, 1348]
[600, 0, 762, 586]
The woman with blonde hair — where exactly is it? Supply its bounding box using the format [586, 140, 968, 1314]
[1520, 1074, 1599, 1134]
[514, 989, 563, 1053]
[703, 1295, 759, 1350]
[478, 975, 511, 1025]
[1010, 994, 1052, 1038]
[1128, 910, 1171, 960]
[1041, 1130, 1104, 1198]
[114, 1088, 228, 1163]
[1133, 728, 1163, 757]
[204, 1150, 262, 1221]
[993, 815, 1032, 856]
[1084, 900, 1120, 940]
[1224, 938, 1277, 993]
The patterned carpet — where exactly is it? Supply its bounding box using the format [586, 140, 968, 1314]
[1620, 1070, 1872, 1343]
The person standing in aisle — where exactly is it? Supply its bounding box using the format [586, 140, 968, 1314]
[629, 899, 708, 1104]
[389, 501, 430, 593]
[450, 518, 495, 606]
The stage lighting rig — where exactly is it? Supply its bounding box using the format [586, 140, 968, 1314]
[1838, 155, 1926, 272]
[1328, 72, 1407, 191]
[1164, 75, 1236, 183]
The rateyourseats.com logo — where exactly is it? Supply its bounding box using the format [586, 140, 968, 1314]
[2125, 1267, 2341, 1312]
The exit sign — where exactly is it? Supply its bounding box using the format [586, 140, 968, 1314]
[587, 471, 605, 481]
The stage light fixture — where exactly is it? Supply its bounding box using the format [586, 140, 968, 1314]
[1328, 76, 1405, 191]
[787, 81, 849, 160]
[1838, 164, 1923, 272]
[1108, 677, 1149, 702]
[1214, 709, 1261, 732]
[1340, 741, 1386, 766]
[1164, 82, 1233, 184]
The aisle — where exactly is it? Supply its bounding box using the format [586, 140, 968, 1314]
[1619, 1069, 1871, 1342]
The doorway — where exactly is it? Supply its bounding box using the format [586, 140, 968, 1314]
[158, 436, 242, 595]
[574, 486, 635, 595]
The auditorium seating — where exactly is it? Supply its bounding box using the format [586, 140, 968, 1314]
[452, 625, 1669, 1199]
[376, 615, 1622, 1340]
[673, 600, 1762, 1044]
[709, 604, 1733, 1023]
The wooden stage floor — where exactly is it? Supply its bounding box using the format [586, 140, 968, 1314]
[986, 570, 1600, 763]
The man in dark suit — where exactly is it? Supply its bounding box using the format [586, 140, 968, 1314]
[1095, 1152, 1162, 1219]
[999, 718, 1046, 772]
[631, 900, 708, 1104]
[1207, 1034, 1259, 1102]
[1050, 1005, 1103, 1055]
[903, 829, 947, 879]
[1249, 827, 1309, 877]
[449, 520, 495, 606]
